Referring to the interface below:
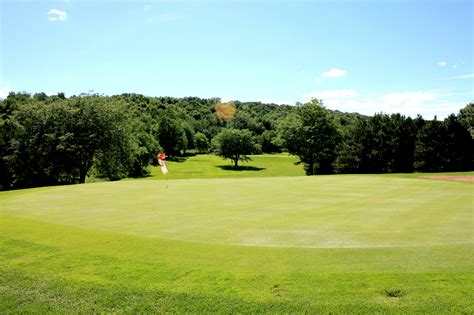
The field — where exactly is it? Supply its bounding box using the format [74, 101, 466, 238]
[1, 154, 473, 313]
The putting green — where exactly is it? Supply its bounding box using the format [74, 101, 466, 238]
[1, 176, 471, 248]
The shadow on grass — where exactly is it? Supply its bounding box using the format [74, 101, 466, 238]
[217, 165, 266, 172]
[166, 152, 197, 163]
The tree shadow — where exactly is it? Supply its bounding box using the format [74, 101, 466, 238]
[217, 165, 266, 171]
[166, 152, 197, 163]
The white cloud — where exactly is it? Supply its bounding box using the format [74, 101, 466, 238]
[321, 68, 348, 78]
[48, 9, 67, 21]
[0, 86, 12, 99]
[300, 89, 465, 119]
[380, 92, 438, 106]
[445, 73, 474, 80]
[438, 61, 448, 67]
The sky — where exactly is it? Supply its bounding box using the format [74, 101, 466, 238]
[1, 0, 473, 119]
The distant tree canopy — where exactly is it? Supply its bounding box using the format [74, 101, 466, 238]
[0, 91, 472, 189]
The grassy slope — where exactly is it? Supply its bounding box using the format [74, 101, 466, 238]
[144, 153, 305, 179]
[1, 154, 473, 313]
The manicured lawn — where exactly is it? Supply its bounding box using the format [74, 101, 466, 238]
[143, 153, 306, 180]
[1, 172, 472, 313]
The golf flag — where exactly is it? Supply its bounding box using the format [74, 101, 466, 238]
[157, 153, 168, 175]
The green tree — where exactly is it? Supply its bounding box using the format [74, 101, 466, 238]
[5, 96, 137, 187]
[182, 122, 195, 151]
[230, 111, 261, 134]
[278, 100, 340, 175]
[0, 92, 34, 189]
[458, 103, 474, 139]
[212, 128, 258, 168]
[414, 118, 449, 172]
[258, 130, 281, 153]
[334, 114, 420, 174]
[195, 132, 210, 153]
[444, 114, 472, 171]
[157, 112, 188, 156]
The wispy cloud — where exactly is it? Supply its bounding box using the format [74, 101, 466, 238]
[380, 92, 438, 106]
[445, 73, 474, 80]
[321, 68, 348, 78]
[438, 61, 448, 67]
[48, 9, 67, 21]
[301, 89, 465, 119]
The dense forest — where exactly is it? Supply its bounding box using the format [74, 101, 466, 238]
[0, 91, 472, 190]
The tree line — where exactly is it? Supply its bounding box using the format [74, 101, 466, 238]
[0, 92, 472, 189]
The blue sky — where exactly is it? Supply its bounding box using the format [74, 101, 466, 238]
[1, 0, 472, 118]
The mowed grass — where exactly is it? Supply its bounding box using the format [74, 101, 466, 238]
[1, 168, 473, 313]
[141, 153, 473, 181]
[144, 153, 305, 179]
[1, 176, 472, 248]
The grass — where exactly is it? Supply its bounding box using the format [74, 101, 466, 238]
[143, 153, 305, 179]
[1, 154, 473, 313]
[141, 153, 473, 181]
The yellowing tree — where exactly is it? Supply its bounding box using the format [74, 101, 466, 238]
[215, 102, 236, 123]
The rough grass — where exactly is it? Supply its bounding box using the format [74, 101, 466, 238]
[1, 155, 473, 313]
[1, 215, 473, 313]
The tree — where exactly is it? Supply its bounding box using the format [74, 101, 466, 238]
[157, 112, 188, 156]
[195, 132, 210, 153]
[230, 111, 261, 134]
[212, 128, 258, 167]
[414, 118, 449, 172]
[458, 103, 474, 139]
[333, 117, 367, 173]
[215, 102, 236, 123]
[334, 113, 420, 174]
[4, 96, 137, 187]
[0, 92, 34, 189]
[258, 130, 281, 153]
[278, 100, 340, 175]
[444, 114, 472, 171]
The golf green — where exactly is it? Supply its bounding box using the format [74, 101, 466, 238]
[1, 176, 471, 248]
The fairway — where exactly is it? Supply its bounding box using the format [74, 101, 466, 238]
[144, 153, 306, 180]
[1, 175, 473, 313]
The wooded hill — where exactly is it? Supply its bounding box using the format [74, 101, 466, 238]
[1, 92, 472, 189]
